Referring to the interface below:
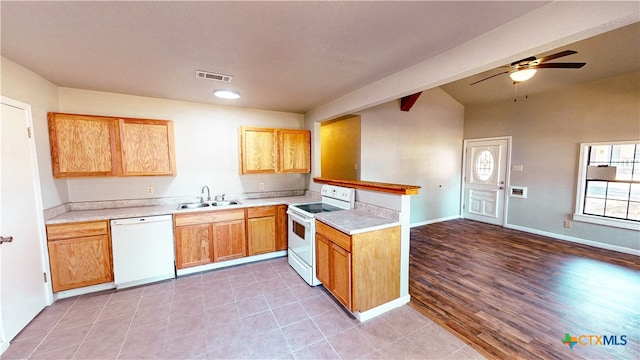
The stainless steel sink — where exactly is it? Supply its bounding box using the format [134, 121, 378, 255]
[177, 200, 240, 210]
[177, 202, 211, 209]
[211, 201, 239, 206]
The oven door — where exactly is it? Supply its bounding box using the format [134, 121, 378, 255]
[287, 208, 314, 267]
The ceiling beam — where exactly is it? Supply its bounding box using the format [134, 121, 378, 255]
[400, 92, 422, 111]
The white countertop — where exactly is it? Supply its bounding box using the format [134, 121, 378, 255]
[46, 195, 320, 224]
[46, 194, 399, 235]
[315, 209, 400, 235]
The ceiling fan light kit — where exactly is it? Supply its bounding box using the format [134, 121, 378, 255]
[471, 50, 586, 85]
[509, 68, 537, 82]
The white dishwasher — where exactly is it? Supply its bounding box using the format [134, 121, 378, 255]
[110, 215, 175, 289]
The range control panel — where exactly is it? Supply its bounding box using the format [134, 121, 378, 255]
[321, 185, 356, 207]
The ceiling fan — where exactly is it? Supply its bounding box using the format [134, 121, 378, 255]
[470, 50, 586, 85]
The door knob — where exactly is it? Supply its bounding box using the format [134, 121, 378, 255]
[499, 187, 505, 190]
[0, 236, 14, 244]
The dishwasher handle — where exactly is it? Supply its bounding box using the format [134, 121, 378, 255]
[111, 215, 172, 226]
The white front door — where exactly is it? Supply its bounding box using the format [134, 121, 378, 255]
[0, 98, 49, 353]
[462, 138, 509, 226]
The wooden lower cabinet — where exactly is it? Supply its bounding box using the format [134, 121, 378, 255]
[315, 220, 400, 312]
[247, 206, 276, 256]
[175, 224, 213, 269]
[174, 209, 246, 269]
[46, 220, 113, 292]
[275, 204, 288, 251]
[213, 218, 247, 261]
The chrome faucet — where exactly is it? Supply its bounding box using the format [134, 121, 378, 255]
[201, 186, 211, 202]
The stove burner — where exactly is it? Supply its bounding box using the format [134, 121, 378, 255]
[292, 202, 344, 214]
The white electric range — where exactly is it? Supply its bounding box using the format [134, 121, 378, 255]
[287, 185, 355, 286]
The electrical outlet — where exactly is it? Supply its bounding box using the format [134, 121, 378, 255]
[564, 220, 571, 228]
[147, 186, 153, 195]
[259, 182, 264, 190]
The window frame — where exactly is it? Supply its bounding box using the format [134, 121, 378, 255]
[573, 140, 640, 231]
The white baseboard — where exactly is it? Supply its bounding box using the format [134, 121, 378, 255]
[56, 282, 116, 299]
[505, 224, 640, 256]
[354, 294, 411, 322]
[411, 215, 460, 228]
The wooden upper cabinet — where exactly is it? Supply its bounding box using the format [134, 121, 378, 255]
[239, 126, 310, 174]
[278, 129, 311, 173]
[48, 113, 119, 177]
[240, 127, 277, 174]
[119, 119, 176, 176]
[48, 112, 176, 178]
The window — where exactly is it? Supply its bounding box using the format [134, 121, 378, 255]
[574, 141, 640, 230]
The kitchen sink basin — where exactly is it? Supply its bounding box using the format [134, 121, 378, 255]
[211, 201, 239, 206]
[177, 202, 211, 209]
[177, 200, 240, 210]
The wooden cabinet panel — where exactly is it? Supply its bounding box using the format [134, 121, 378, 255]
[48, 113, 118, 177]
[316, 221, 351, 251]
[239, 127, 311, 174]
[240, 127, 277, 174]
[48, 112, 176, 178]
[47, 220, 108, 240]
[175, 210, 244, 227]
[315, 234, 331, 286]
[48, 234, 113, 292]
[352, 226, 401, 311]
[247, 216, 276, 256]
[278, 129, 311, 173]
[331, 243, 352, 309]
[213, 219, 247, 262]
[175, 224, 213, 269]
[275, 204, 288, 251]
[120, 119, 176, 176]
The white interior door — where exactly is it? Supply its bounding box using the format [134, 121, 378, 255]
[462, 138, 509, 226]
[0, 98, 48, 353]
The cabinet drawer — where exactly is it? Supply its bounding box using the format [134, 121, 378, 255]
[47, 220, 109, 241]
[247, 206, 276, 218]
[175, 209, 245, 227]
[316, 221, 351, 251]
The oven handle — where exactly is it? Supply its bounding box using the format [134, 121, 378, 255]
[286, 209, 312, 224]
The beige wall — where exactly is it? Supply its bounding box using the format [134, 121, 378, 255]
[58, 88, 306, 202]
[464, 71, 640, 251]
[1, 56, 66, 208]
[356, 87, 464, 224]
[320, 115, 361, 180]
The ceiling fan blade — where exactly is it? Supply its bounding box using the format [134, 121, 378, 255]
[510, 56, 537, 67]
[536, 50, 577, 63]
[470, 71, 509, 85]
[533, 62, 586, 69]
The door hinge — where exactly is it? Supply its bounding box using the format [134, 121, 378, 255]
[43, 272, 48, 283]
[27, 127, 32, 138]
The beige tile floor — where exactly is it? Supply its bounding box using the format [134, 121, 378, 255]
[1, 257, 484, 360]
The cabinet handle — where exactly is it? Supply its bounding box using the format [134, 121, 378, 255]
[0, 236, 14, 244]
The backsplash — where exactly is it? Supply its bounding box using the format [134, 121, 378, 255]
[44, 189, 308, 220]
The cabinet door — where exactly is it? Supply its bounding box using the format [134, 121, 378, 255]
[119, 119, 176, 176]
[247, 216, 276, 256]
[175, 224, 213, 269]
[212, 219, 247, 262]
[331, 243, 352, 310]
[275, 205, 288, 251]
[240, 127, 277, 174]
[48, 113, 119, 177]
[315, 234, 331, 287]
[278, 129, 311, 173]
[48, 235, 113, 292]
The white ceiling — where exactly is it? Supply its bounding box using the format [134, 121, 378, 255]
[1, 1, 637, 113]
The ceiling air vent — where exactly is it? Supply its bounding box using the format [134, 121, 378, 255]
[195, 70, 233, 83]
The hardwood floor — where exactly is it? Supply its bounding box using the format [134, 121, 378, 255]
[408, 219, 639, 360]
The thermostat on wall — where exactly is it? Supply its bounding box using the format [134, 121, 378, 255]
[509, 186, 528, 198]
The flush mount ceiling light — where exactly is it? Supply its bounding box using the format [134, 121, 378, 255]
[509, 68, 537, 82]
[214, 90, 240, 99]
